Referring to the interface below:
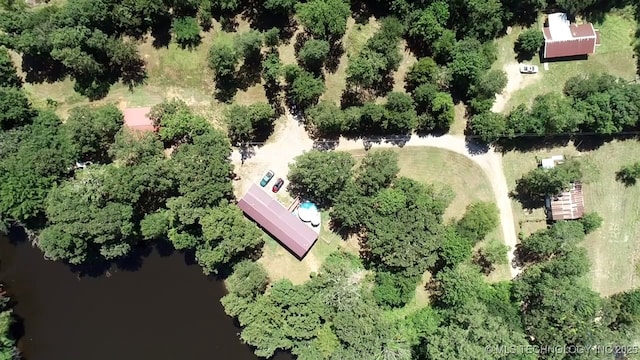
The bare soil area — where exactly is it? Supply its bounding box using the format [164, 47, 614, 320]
[492, 63, 542, 114]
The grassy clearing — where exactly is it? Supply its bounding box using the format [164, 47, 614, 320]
[494, 11, 637, 112]
[348, 147, 495, 221]
[258, 211, 354, 285]
[449, 102, 468, 136]
[20, 17, 268, 124]
[502, 140, 640, 296]
[390, 43, 417, 93]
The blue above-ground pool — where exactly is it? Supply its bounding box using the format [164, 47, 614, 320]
[298, 201, 321, 227]
[299, 201, 318, 211]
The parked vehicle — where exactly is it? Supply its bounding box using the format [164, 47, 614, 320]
[272, 178, 284, 193]
[519, 64, 539, 74]
[260, 170, 275, 187]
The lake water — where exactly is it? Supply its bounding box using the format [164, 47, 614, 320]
[0, 229, 291, 360]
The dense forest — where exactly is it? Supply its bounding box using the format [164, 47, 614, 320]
[1, 0, 640, 359]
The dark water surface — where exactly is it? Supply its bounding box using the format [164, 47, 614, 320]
[0, 231, 290, 360]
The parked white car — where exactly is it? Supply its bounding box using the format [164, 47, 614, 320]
[519, 64, 539, 74]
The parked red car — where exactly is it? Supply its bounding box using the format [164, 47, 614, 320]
[272, 178, 284, 193]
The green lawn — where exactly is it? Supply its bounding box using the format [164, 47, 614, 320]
[502, 140, 640, 296]
[494, 10, 637, 112]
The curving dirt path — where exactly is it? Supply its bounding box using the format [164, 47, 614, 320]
[231, 113, 522, 278]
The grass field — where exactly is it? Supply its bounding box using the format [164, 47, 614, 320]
[493, 10, 637, 112]
[502, 140, 640, 296]
[19, 18, 268, 123]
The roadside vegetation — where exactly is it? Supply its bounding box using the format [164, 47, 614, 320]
[1, 0, 640, 359]
[470, 73, 640, 143]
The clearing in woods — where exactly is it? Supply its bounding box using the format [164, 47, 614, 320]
[502, 140, 640, 296]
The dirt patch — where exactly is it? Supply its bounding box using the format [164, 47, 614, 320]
[258, 242, 319, 285]
[492, 63, 542, 114]
[230, 111, 314, 198]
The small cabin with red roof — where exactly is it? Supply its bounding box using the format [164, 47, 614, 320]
[123, 107, 156, 133]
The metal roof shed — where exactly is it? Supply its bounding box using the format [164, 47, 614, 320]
[237, 184, 318, 258]
[545, 182, 585, 221]
[123, 107, 155, 132]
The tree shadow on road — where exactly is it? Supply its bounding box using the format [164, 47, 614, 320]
[465, 139, 490, 155]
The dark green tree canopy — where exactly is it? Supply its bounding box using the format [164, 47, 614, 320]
[287, 150, 355, 208]
[456, 201, 499, 244]
[345, 17, 403, 94]
[469, 112, 506, 143]
[514, 28, 544, 60]
[405, 57, 440, 92]
[150, 99, 213, 145]
[172, 16, 202, 49]
[286, 69, 325, 108]
[515, 159, 582, 202]
[171, 129, 233, 208]
[226, 260, 270, 299]
[208, 38, 240, 78]
[0, 87, 36, 131]
[196, 204, 263, 275]
[295, 0, 350, 40]
[0, 111, 75, 223]
[224, 103, 276, 144]
[64, 104, 124, 163]
[304, 101, 345, 138]
[363, 177, 451, 276]
[296, 39, 330, 72]
[38, 167, 137, 264]
[355, 149, 400, 196]
[383, 92, 418, 134]
[0, 1, 147, 99]
[0, 47, 22, 88]
[108, 129, 165, 166]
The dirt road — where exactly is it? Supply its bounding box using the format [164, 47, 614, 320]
[492, 63, 542, 113]
[231, 114, 522, 278]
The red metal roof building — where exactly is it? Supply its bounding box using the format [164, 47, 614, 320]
[238, 184, 318, 258]
[123, 107, 156, 132]
[543, 13, 597, 59]
[545, 182, 585, 221]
